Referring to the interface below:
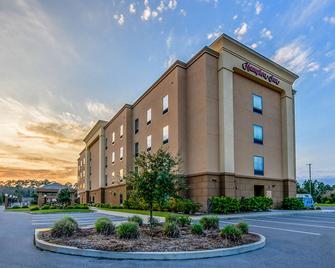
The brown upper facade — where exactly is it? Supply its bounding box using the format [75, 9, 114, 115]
[78, 34, 298, 207]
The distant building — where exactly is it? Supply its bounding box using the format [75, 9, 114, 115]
[37, 182, 76, 206]
[77, 34, 298, 210]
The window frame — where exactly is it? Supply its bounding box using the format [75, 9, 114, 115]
[163, 125, 169, 145]
[134, 142, 139, 157]
[162, 95, 169, 114]
[253, 155, 264, 176]
[147, 135, 152, 151]
[146, 108, 152, 125]
[252, 94, 263, 114]
[253, 124, 263, 145]
[120, 146, 124, 160]
[120, 125, 124, 138]
[134, 118, 139, 134]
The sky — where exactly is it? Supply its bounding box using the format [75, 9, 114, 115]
[0, 0, 335, 184]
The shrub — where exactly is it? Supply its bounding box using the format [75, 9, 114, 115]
[49, 205, 58, 209]
[127, 215, 143, 226]
[236, 222, 249, 234]
[176, 215, 192, 227]
[199, 216, 219, 230]
[11, 205, 21, 209]
[167, 197, 201, 214]
[95, 217, 115, 235]
[21, 205, 29, 208]
[165, 214, 178, 223]
[30, 207, 39, 211]
[191, 223, 203, 235]
[250, 197, 273, 211]
[220, 224, 243, 242]
[51, 217, 78, 238]
[41, 205, 50, 210]
[163, 222, 180, 238]
[209, 196, 240, 214]
[116, 222, 139, 239]
[282, 197, 304, 210]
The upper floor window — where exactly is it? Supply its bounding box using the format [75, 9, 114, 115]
[163, 95, 169, 114]
[253, 94, 263, 114]
[112, 132, 115, 144]
[254, 156, 264, 176]
[120, 169, 124, 180]
[112, 152, 115, 163]
[105, 156, 108, 168]
[105, 174, 108, 186]
[83, 158, 86, 165]
[105, 138, 108, 149]
[163, 125, 169, 144]
[134, 142, 139, 157]
[120, 125, 124, 138]
[147, 135, 152, 151]
[253, 125, 263, 145]
[112, 171, 115, 178]
[134, 118, 139, 134]
[120, 147, 124, 160]
[147, 108, 152, 125]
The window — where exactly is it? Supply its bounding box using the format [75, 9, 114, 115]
[254, 156, 264, 176]
[120, 147, 124, 160]
[105, 138, 108, 149]
[105, 174, 108, 186]
[147, 108, 152, 125]
[120, 169, 124, 179]
[83, 158, 85, 165]
[147, 135, 152, 151]
[112, 132, 115, 144]
[163, 125, 169, 144]
[120, 125, 124, 138]
[105, 156, 108, 168]
[163, 95, 169, 114]
[112, 172, 115, 183]
[83, 170, 85, 177]
[112, 152, 115, 163]
[253, 125, 263, 144]
[253, 94, 263, 114]
[134, 118, 139, 134]
[134, 142, 139, 157]
[120, 193, 123, 204]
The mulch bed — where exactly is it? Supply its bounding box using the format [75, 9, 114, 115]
[38, 225, 259, 252]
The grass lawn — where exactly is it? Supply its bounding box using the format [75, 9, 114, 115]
[5, 206, 35, 212]
[316, 203, 335, 207]
[97, 207, 185, 217]
[30, 208, 92, 214]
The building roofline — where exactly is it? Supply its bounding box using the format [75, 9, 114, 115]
[209, 33, 299, 80]
[104, 104, 132, 129]
[83, 120, 108, 143]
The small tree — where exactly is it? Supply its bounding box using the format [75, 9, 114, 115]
[125, 148, 185, 228]
[57, 188, 72, 205]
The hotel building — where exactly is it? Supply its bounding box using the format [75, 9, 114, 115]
[77, 34, 298, 210]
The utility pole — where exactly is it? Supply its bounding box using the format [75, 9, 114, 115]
[306, 163, 312, 195]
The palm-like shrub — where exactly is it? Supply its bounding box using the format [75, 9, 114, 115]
[51, 217, 78, 238]
[220, 224, 243, 242]
[95, 217, 115, 235]
[199, 216, 219, 230]
[163, 222, 180, 238]
[236, 222, 249, 234]
[116, 222, 140, 239]
[127, 215, 143, 226]
[191, 224, 204, 235]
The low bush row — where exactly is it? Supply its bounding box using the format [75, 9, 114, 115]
[281, 197, 304, 210]
[30, 203, 89, 211]
[123, 197, 201, 214]
[50, 215, 249, 244]
[209, 196, 273, 214]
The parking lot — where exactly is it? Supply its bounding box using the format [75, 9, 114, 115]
[1, 207, 335, 268]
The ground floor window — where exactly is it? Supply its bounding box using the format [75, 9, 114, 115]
[119, 193, 123, 204]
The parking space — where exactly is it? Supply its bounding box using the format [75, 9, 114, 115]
[32, 212, 127, 228]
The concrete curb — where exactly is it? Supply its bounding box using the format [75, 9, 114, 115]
[35, 229, 265, 260]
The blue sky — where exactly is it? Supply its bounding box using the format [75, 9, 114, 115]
[0, 0, 334, 183]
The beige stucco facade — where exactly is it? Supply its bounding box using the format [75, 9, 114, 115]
[77, 34, 298, 210]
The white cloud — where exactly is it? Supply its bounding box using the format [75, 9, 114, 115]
[207, 25, 223, 40]
[251, 43, 258, 49]
[113, 14, 125, 26]
[323, 62, 335, 80]
[141, 4, 151, 21]
[86, 101, 115, 118]
[152, 11, 158, 17]
[165, 54, 177, 68]
[272, 40, 319, 73]
[255, 1, 262, 15]
[168, 0, 177, 10]
[324, 16, 335, 24]
[234, 22, 248, 39]
[180, 9, 187, 16]
[166, 33, 173, 49]
[157, 1, 165, 12]
[129, 3, 136, 14]
[260, 28, 273, 40]
[307, 62, 320, 72]
[233, 15, 238, 20]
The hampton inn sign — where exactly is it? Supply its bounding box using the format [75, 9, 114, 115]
[242, 62, 280, 85]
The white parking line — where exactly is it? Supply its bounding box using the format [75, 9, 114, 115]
[242, 218, 335, 229]
[32, 220, 97, 226]
[291, 214, 335, 220]
[223, 220, 321, 236]
[264, 216, 335, 224]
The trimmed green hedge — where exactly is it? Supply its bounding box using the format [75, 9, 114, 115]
[209, 196, 273, 214]
[282, 197, 304, 210]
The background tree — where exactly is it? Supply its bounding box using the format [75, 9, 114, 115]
[297, 179, 333, 203]
[57, 188, 72, 205]
[125, 148, 185, 228]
